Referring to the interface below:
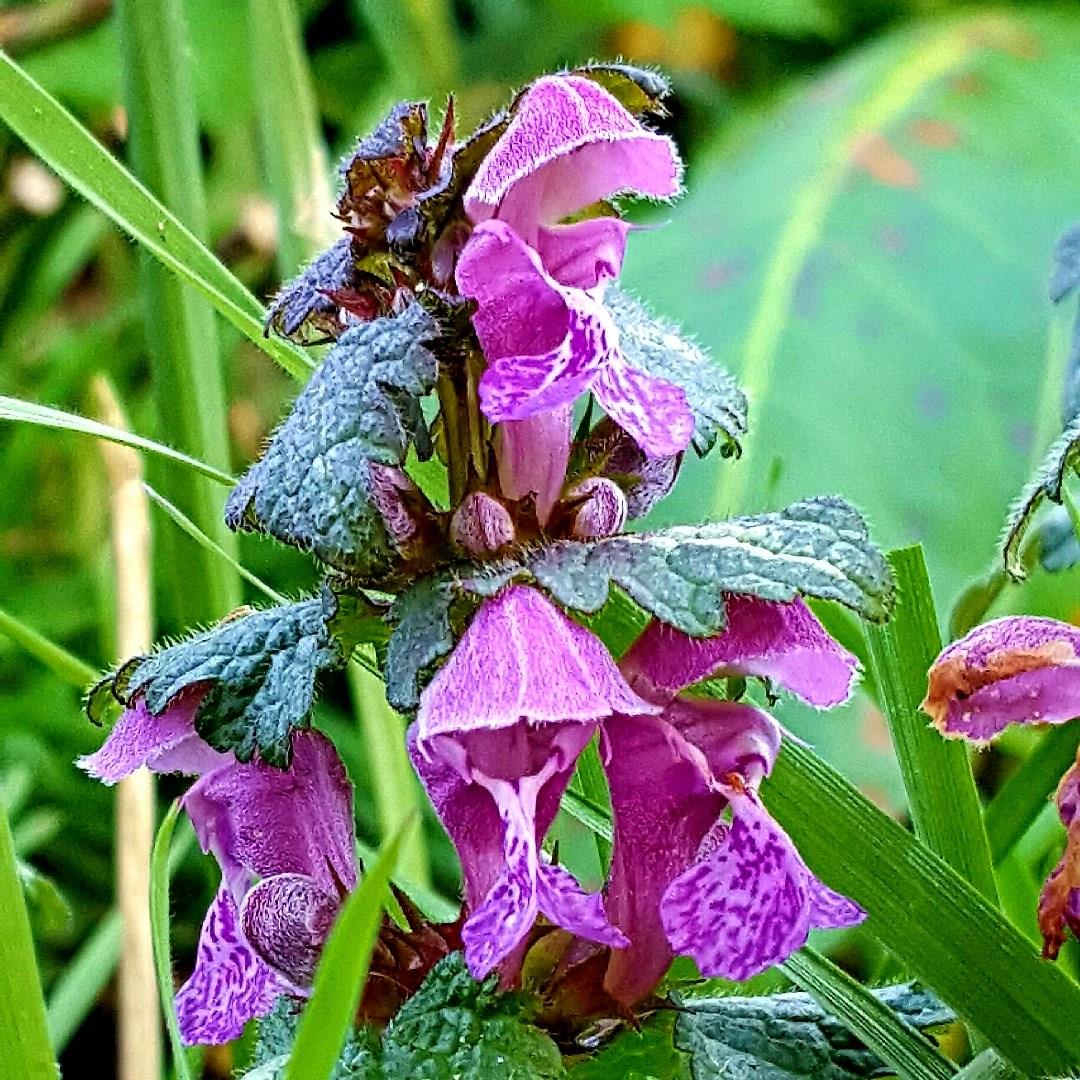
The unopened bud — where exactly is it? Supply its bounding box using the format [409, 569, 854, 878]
[451, 492, 516, 556]
[569, 477, 628, 539]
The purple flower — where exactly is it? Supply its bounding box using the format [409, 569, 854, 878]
[80, 694, 355, 1044]
[455, 75, 692, 521]
[924, 615, 1080, 956]
[409, 584, 862, 997]
[604, 596, 863, 1003]
[177, 730, 356, 1043]
[410, 584, 657, 978]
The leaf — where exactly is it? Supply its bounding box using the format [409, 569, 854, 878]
[384, 575, 457, 712]
[673, 983, 953, 1080]
[92, 598, 344, 767]
[285, 821, 409, 1080]
[507, 496, 893, 636]
[1001, 414, 1080, 578]
[226, 304, 439, 578]
[266, 238, 356, 340]
[620, 10, 1080, 605]
[569, 62, 672, 115]
[568, 1013, 688, 1080]
[376, 953, 564, 1080]
[0, 52, 314, 382]
[606, 288, 747, 458]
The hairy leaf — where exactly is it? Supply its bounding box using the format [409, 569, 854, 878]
[384, 575, 458, 712]
[227, 304, 439, 577]
[91, 599, 343, 767]
[245, 955, 564, 1080]
[674, 983, 953, 1080]
[493, 497, 893, 636]
[606, 289, 747, 458]
[1002, 414, 1080, 578]
[570, 62, 671, 115]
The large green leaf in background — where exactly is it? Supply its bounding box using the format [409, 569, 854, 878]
[624, 8, 1080, 608]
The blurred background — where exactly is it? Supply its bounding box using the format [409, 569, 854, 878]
[1, 0, 1079, 1075]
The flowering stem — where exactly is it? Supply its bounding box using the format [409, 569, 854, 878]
[436, 366, 469, 504]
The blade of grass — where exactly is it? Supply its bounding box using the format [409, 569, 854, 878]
[0, 396, 235, 486]
[145, 484, 286, 604]
[0, 801, 60, 1079]
[864, 545, 998, 901]
[286, 818, 411, 1080]
[248, 0, 335, 277]
[0, 606, 96, 687]
[985, 724, 1080, 863]
[954, 1049, 1023, 1080]
[568, 738, 612, 869]
[150, 801, 195, 1080]
[46, 909, 122, 1053]
[354, 839, 457, 923]
[782, 948, 955, 1080]
[347, 663, 430, 887]
[582, 593, 1080, 1074]
[0, 52, 313, 382]
[114, 0, 242, 623]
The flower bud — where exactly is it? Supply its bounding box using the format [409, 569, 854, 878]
[450, 492, 516, 556]
[368, 465, 428, 550]
[568, 477, 628, 539]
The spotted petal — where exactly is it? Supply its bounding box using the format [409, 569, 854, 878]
[660, 787, 859, 982]
[175, 887, 287, 1046]
[592, 355, 692, 459]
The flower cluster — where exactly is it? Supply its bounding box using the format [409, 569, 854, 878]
[925, 615, 1080, 958]
[81, 66, 889, 1047]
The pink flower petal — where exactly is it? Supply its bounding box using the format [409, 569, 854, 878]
[240, 873, 340, 988]
[660, 787, 814, 982]
[536, 862, 628, 949]
[417, 585, 659, 738]
[495, 407, 572, 527]
[77, 690, 229, 784]
[924, 616, 1080, 744]
[183, 731, 356, 900]
[175, 887, 287, 1046]
[465, 75, 681, 238]
[622, 596, 859, 708]
[534, 217, 632, 289]
[592, 357, 694, 458]
[458, 221, 616, 423]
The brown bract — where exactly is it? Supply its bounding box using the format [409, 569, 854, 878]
[1039, 815, 1080, 959]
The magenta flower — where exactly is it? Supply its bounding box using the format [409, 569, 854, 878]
[455, 74, 692, 521]
[924, 615, 1080, 956]
[80, 695, 355, 1043]
[410, 584, 862, 996]
[410, 584, 654, 978]
[604, 596, 863, 1003]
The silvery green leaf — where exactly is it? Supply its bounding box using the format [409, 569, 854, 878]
[513, 496, 892, 636]
[606, 288, 747, 458]
[384, 575, 457, 712]
[227, 304, 438, 578]
[674, 983, 952, 1080]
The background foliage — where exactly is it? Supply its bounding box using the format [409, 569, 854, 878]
[2, 0, 1079, 1076]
